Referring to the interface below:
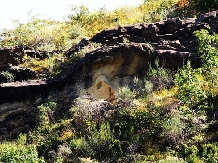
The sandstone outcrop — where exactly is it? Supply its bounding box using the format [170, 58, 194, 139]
[0, 11, 218, 138]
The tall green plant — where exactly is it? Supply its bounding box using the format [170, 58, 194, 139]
[175, 29, 218, 108]
[175, 61, 207, 107]
[195, 29, 218, 98]
[37, 102, 57, 126]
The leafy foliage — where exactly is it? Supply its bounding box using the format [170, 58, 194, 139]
[188, 0, 218, 13]
[168, 0, 218, 18]
[1, 71, 14, 82]
[69, 0, 179, 37]
[1, 1, 218, 162]
[37, 102, 57, 126]
[0, 18, 82, 51]
[20, 52, 65, 79]
[1, 0, 179, 50]
[0, 135, 46, 163]
[175, 29, 218, 108]
[145, 60, 174, 91]
[175, 61, 207, 107]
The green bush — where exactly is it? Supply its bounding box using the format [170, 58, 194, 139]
[161, 112, 185, 144]
[175, 29, 218, 108]
[0, 135, 45, 163]
[0, 18, 82, 51]
[176, 144, 201, 163]
[175, 61, 207, 107]
[201, 143, 218, 163]
[176, 143, 218, 163]
[70, 122, 118, 160]
[145, 60, 174, 91]
[112, 106, 163, 152]
[116, 86, 137, 106]
[189, 0, 218, 13]
[37, 102, 57, 126]
[132, 60, 174, 97]
[158, 156, 186, 163]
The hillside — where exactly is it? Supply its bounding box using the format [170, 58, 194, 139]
[1, 0, 218, 162]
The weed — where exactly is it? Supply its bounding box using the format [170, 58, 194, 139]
[37, 102, 57, 127]
[146, 60, 174, 91]
[1, 71, 14, 82]
[73, 42, 102, 58]
[0, 139, 46, 162]
[71, 98, 113, 130]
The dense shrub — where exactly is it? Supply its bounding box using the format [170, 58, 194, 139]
[0, 18, 83, 51]
[145, 60, 174, 91]
[69, 0, 179, 37]
[0, 0, 179, 50]
[175, 29, 218, 108]
[189, 0, 218, 13]
[175, 61, 207, 107]
[37, 102, 57, 126]
[168, 0, 218, 18]
[1, 1, 218, 162]
[176, 143, 218, 163]
[70, 122, 117, 159]
[0, 135, 46, 163]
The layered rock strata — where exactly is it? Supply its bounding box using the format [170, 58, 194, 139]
[0, 11, 218, 138]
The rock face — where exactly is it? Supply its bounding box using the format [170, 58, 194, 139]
[0, 11, 218, 138]
[0, 46, 24, 69]
[0, 45, 54, 83]
[0, 45, 50, 70]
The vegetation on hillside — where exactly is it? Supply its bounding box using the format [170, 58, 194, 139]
[0, 0, 179, 51]
[1, 0, 218, 162]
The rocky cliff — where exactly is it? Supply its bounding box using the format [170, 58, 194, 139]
[0, 11, 217, 139]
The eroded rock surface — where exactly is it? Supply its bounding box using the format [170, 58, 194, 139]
[0, 11, 218, 138]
